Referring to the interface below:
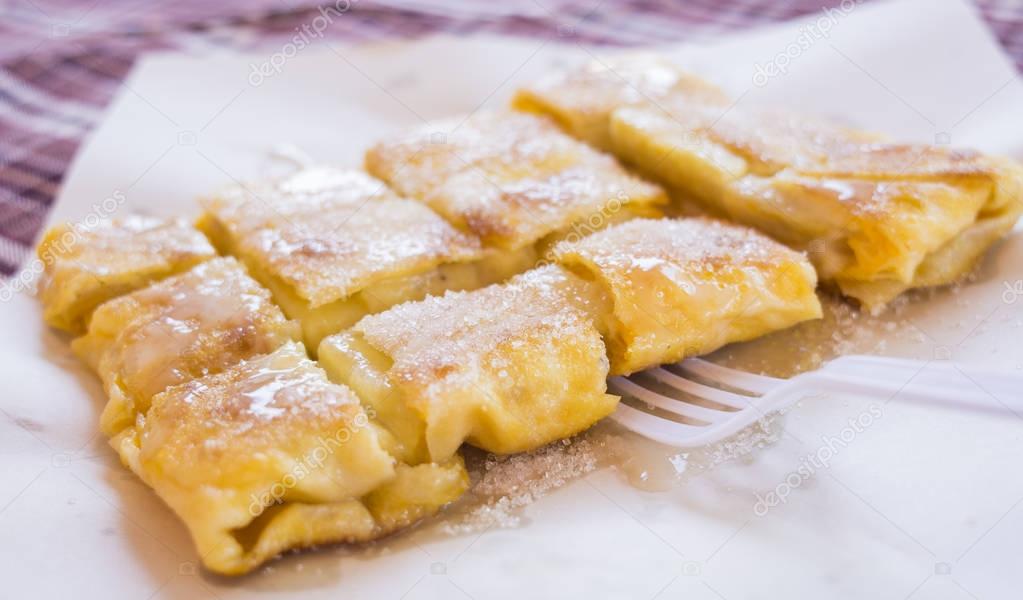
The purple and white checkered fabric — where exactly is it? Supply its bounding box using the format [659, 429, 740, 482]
[2, 0, 1021, 276]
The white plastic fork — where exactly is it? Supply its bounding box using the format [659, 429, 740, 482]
[608, 355, 1023, 447]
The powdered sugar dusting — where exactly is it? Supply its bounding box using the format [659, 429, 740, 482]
[554, 217, 804, 276]
[355, 265, 607, 392]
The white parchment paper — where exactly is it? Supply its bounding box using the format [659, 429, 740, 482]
[2, 0, 1021, 597]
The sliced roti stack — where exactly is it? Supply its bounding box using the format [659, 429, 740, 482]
[36, 106, 822, 575]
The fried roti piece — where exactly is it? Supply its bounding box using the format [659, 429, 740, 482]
[71, 257, 300, 436]
[513, 53, 728, 151]
[319, 265, 617, 463]
[113, 342, 467, 575]
[36, 216, 216, 333]
[610, 99, 1023, 310]
[365, 111, 667, 251]
[553, 218, 822, 375]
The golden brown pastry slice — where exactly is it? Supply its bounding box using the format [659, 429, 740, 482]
[553, 218, 822, 375]
[198, 167, 537, 350]
[114, 342, 467, 575]
[318, 265, 617, 464]
[513, 53, 729, 151]
[36, 216, 216, 333]
[72, 257, 300, 436]
[365, 110, 667, 252]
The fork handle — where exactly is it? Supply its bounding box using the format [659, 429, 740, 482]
[801, 355, 1023, 416]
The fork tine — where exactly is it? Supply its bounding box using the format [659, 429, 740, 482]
[609, 377, 731, 423]
[612, 403, 705, 446]
[647, 367, 751, 409]
[675, 358, 783, 395]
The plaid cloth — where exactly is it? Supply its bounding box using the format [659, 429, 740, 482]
[2, 0, 1021, 277]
